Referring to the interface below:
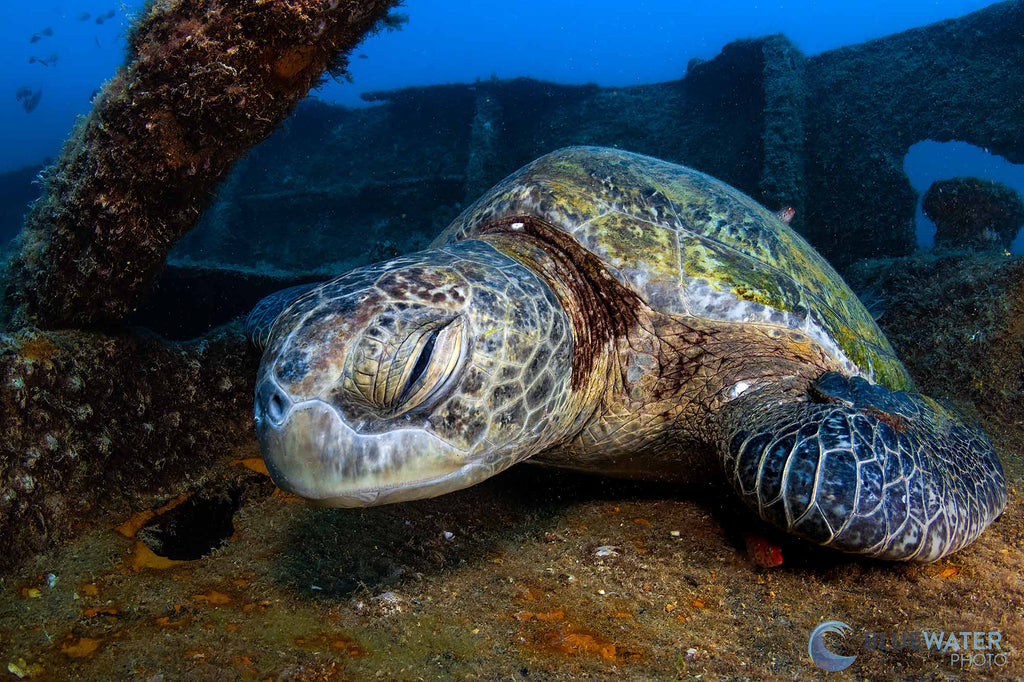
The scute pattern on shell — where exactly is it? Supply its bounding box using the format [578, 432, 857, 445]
[434, 147, 911, 391]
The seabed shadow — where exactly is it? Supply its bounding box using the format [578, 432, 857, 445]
[272, 462, 868, 601]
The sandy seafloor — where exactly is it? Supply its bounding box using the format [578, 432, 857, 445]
[0, 431, 1021, 681]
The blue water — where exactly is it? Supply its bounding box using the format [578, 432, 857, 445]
[906, 141, 1024, 254]
[0, 0, 996, 174]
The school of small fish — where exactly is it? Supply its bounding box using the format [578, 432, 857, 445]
[18, 7, 117, 114]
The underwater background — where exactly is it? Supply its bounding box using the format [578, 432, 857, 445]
[0, 0, 1022, 679]
[2, 0, 1024, 253]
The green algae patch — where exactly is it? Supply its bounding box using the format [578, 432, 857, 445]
[582, 212, 680, 279]
[681, 236, 803, 313]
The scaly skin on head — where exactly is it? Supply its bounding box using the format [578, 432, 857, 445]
[253, 240, 594, 506]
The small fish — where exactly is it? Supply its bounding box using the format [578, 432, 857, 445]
[104, 9, 116, 19]
[775, 206, 796, 224]
[27, 90, 43, 113]
[16, 88, 43, 113]
[29, 27, 54, 43]
[742, 532, 784, 568]
[357, 53, 368, 59]
[28, 54, 59, 67]
[77, 11, 91, 21]
[95, 15, 105, 24]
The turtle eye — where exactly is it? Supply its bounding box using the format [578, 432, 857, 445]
[345, 316, 466, 415]
[391, 317, 465, 416]
[403, 326, 441, 396]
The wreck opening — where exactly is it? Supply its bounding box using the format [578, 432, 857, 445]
[904, 140, 1024, 254]
[137, 493, 242, 561]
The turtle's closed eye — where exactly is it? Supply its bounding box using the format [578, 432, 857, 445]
[402, 326, 441, 399]
[345, 316, 466, 417]
[391, 317, 465, 416]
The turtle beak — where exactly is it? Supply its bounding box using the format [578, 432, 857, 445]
[254, 377, 485, 506]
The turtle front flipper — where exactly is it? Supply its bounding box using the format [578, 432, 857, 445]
[717, 372, 1007, 562]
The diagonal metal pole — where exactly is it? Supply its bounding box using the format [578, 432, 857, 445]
[4, 0, 403, 329]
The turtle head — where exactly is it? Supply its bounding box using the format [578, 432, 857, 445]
[252, 241, 576, 506]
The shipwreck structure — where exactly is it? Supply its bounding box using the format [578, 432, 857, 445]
[0, 0, 1021, 571]
[175, 0, 1024, 272]
[0, 0, 403, 569]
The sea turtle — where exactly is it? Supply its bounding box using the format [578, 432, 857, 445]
[247, 147, 1006, 562]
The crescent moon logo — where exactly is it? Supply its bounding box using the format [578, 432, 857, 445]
[808, 620, 857, 672]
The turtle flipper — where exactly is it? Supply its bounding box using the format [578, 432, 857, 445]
[245, 283, 323, 350]
[717, 372, 1007, 562]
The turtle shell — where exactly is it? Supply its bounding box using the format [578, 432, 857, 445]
[434, 146, 911, 390]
